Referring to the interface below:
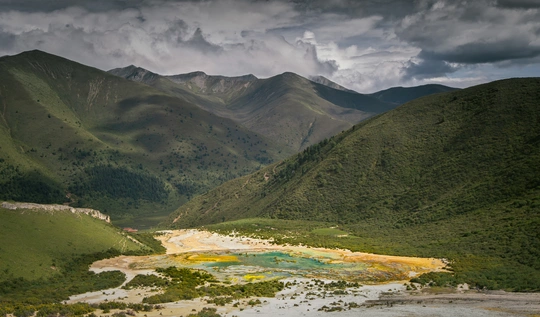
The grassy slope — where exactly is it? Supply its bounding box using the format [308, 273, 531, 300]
[0, 50, 288, 226]
[0, 207, 145, 282]
[111, 68, 395, 151]
[168, 78, 540, 290]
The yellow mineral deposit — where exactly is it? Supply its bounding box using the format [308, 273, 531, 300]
[186, 254, 240, 263]
[243, 274, 265, 282]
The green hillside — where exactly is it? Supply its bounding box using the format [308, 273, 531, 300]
[0, 50, 288, 227]
[368, 84, 459, 105]
[0, 205, 161, 304]
[110, 67, 396, 151]
[167, 78, 540, 290]
[0, 206, 144, 281]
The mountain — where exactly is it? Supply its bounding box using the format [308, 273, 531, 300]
[368, 84, 459, 105]
[0, 50, 289, 227]
[308, 75, 355, 92]
[109, 67, 396, 151]
[167, 78, 537, 227]
[167, 78, 540, 290]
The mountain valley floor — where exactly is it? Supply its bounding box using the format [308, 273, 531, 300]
[65, 230, 540, 317]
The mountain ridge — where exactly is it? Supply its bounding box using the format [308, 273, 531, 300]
[368, 84, 459, 105]
[308, 75, 355, 92]
[109, 66, 397, 151]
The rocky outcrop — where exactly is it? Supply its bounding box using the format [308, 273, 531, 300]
[1, 201, 110, 223]
[108, 65, 160, 85]
[167, 71, 257, 94]
[309, 75, 355, 93]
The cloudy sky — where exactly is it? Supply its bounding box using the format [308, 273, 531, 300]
[1, 0, 539, 93]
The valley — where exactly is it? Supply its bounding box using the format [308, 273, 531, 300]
[0, 49, 538, 317]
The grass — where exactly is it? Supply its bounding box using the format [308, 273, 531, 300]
[0, 207, 144, 281]
[0, 205, 169, 306]
[170, 78, 540, 291]
[311, 227, 349, 236]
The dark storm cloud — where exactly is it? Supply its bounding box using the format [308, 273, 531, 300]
[291, 0, 415, 20]
[399, 0, 540, 79]
[163, 19, 190, 44]
[404, 52, 458, 80]
[0, 31, 15, 50]
[496, 0, 540, 9]
[0, 0, 148, 12]
[423, 39, 540, 64]
[0, 0, 539, 91]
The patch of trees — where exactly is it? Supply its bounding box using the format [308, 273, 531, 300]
[0, 301, 157, 317]
[0, 249, 125, 305]
[273, 137, 334, 182]
[0, 162, 66, 204]
[141, 267, 284, 304]
[122, 274, 168, 289]
[0, 245, 158, 307]
[69, 165, 168, 203]
[173, 180, 199, 197]
[187, 307, 221, 317]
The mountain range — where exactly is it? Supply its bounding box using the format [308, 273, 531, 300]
[0, 50, 457, 228]
[110, 66, 455, 151]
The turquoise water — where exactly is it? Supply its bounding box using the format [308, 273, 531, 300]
[203, 251, 351, 271]
[179, 251, 377, 282]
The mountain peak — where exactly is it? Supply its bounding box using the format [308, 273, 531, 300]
[309, 75, 355, 93]
[180, 71, 208, 78]
[2, 49, 69, 62]
[108, 65, 159, 84]
[279, 71, 302, 78]
[166, 71, 258, 86]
